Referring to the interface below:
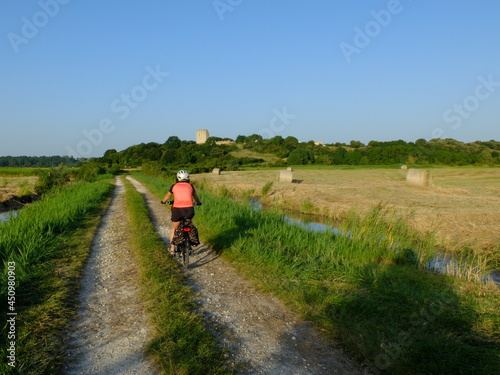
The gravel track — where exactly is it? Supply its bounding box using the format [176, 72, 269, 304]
[126, 176, 367, 375]
[62, 176, 367, 374]
[63, 178, 158, 375]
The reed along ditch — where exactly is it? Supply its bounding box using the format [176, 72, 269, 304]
[192, 190, 500, 374]
[248, 197, 500, 285]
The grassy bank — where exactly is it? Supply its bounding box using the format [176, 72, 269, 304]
[0, 179, 114, 374]
[122, 177, 228, 374]
[135, 173, 499, 375]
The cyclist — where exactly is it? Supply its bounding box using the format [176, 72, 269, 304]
[161, 170, 201, 255]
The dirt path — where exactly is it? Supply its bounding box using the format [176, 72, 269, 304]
[63, 178, 158, 375]
[126, 176, 367, 374]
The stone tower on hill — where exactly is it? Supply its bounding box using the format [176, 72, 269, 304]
[196, 129, 209, 144]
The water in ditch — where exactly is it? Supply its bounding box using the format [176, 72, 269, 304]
[248, 198, 346, 234]
[0, 210, 18, 223]
[248, 198, 499, 285]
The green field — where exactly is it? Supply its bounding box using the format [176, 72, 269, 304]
[0, 167, 42, 177]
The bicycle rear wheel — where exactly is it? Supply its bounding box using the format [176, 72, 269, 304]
[182, 237, 190, 268]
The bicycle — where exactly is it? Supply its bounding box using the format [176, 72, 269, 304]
[175, 217, 194, 268]
[164, 201, 200, 269]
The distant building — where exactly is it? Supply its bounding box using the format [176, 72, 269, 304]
[196, 129, 210, 144]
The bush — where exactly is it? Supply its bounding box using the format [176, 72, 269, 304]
[34, 166, 70, 195]
[141, 161, 164, 177]
[107, 163, 123, 175]
[75, 161, 106, 182]
[287, 148, 315, 165]
[271, 159, 287, 167]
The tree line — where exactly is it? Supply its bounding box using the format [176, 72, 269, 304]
[96, 135, 499, 174]
[98, 136, 263, 174]
[243, 137, 500, 166]
[3, 136, 498, 172]
[0, 155, 80, 167]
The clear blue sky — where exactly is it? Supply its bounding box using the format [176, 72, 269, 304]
[1, 0, 499, 157]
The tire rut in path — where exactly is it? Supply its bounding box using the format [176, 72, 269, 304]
[127, 176, 367, 375]
[64, 177, 158, 375]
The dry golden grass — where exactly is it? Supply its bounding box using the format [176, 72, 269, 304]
[0, 176, 38, 202]
[193, 167, 500, 259]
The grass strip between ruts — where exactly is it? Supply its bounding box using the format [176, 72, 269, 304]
[122, 177, 228, 374]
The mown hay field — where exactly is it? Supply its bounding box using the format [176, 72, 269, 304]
[0, 176, 37, 203]
[193, 167, 500, 260]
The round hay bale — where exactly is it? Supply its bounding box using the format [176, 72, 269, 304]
[401, 165, 408, 170]
[212, 168, 221, 175]
[406, 168, 431, 187]
[287, 167, 293, 172]
[278, 170, 293, 183]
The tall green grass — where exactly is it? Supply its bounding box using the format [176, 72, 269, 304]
[1, 181, 113, 283]
[123, 177, 228, 374]
[198, 195, 499, 375]
[135, 173, 499, 375]
[0, 179, 114, 374]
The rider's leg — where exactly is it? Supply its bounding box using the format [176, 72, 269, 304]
[170, 221, 181, 253]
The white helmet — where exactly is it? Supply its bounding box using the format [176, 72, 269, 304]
[176, 170, 190, 181]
